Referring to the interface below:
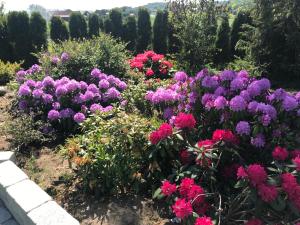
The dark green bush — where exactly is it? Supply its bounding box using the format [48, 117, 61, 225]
[69, 12, 87, 39]
[50, 16, 69, 42]
[38, 34, 130, 81]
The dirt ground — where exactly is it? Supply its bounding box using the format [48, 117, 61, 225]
[0, 88, 171, 225]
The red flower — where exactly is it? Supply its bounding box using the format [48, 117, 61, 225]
[172, 198, 193, 219]
[290, 149, 300, 158]
[149, 131, 161, 145]
[144, 50, 155, 58]
[152, 54, 164, 62]
[179, 177, 195, 197]
[174, 113, 196, 129]
[130, 61, 144, 70]
[146, 69, 154, 77]
[161, 180, 177, 196]
[212, 129, 238, 144]
[187, 184, 205, 205]
[245, 218, 263, 225]
[149, 123, 173, 145]
[293, 156, 300, 171]
[162, 60, 173, 68]
[158, 123, 173, 138]
[237, 166, 248, 179]
[272, 146, 289, 161]
[180, 149, 191, 165]
[197, 139, 215, 149]
[247, 164, 267, 187]
[194, 216, 213, 225]
[160, 68, 168, 75]
[257, 183, 278, 202]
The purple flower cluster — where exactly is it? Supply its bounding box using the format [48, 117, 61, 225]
[17, 68, 127, 124]
[16, 64, 41, 83]
[146, 68, 300, 149]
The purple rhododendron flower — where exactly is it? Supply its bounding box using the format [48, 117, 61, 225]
[247, 81, 261, 97]
[90, 103, 102, 113]
[236, 121, 250, 136]
[105, 87, 121, 100]
[282, 96, 298, 111]
[248, 101, 259, 113]
[237, 70, 249, 79]
[202, 76, 218, 89]
[66, 80, 80, 92]
[51, 56, 60, 64]
[230, 78, 247, 91]
[18, 100, 27, 110]
[42, 94, 53, 104]
[73, 112, 86, 123]
[55, 85, 68, 96]
[117, 81, 127, 91]
[99, 79, 110, 89]
[48, 110, 60, 121]
[87, 84, 99, 93]
[240, 90, 251, 102]
[251, 134, 265, 148]
[214, 86, 226, 96]
[258, 78, 271, 91]
[214, 96, 227, 110]
[31, 64, 41, 73]
[230, 96, 247, 111]
[220, 70, 236, 81]
[52, 102, 61, 110]
[25, 79, 36, 88]
[295, 92, 300, 102]
[261, 114, 271, 126]
[201, 93, 215, 105]
[195, 69, 209, 81]
[32, 89, 43, 98]
[163, 107, 174, 120]
[101, 106, 113, 112]
[18, 84, 31, 96]
[91, 68, 101, 78]
[83, 91, 95, 101]
[59, 108, 74, 118]
[79, 81, 88, 90]
[174, 71, 188, 82]
[42, 76, 55, 87]
[61, 52, 69, 62]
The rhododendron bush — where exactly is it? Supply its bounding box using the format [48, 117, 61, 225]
[129, 50, 174, 79]
[148, 69, 300, 224]
[16, 66, 127, 133]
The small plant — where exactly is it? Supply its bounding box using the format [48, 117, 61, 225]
[0, 60, 21, 85]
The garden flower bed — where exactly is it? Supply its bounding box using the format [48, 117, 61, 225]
[3, 43, 300, 225]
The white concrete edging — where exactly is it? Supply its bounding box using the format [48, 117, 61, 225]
[0, 151, 80, 225]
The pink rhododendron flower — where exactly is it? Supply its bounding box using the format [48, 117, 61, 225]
[179, 178, 195, 197]
[245, 218, 263, 225]
[257, 183, 278, 202]
[272, 146, 289, 161]
[247, 164, 267, 187]
[194, 216, 213, 225]
[161, 181, 176, 196]
[237, 166, 248, 179]
[293, 156, 300, 171]
[172, 198, 193, 219]
[174, 113, 196, 129]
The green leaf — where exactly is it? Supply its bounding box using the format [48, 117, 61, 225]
[270, 195, 286, 211]
[153, 188, 162, 199]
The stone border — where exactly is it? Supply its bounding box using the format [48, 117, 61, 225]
[0, 151, 80, 225]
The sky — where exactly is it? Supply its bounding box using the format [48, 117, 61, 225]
[2, 0, 165, 11]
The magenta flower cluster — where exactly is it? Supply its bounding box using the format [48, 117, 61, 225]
[16, 64, 41, 83]
[146, 69, 300, 148]
[17, 67, 127, 125]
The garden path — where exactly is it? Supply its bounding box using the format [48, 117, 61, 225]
[0, 199, 19, 225]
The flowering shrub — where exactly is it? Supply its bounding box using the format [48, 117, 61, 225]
[16, 67, 127, 133]
[148, 69, 300, 224]
[38, 34, 130, 81]
[129, 50, 174, 79]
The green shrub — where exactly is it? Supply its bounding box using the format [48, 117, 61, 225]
[227, 57, 263, 77]
[38, 34, 130, 81]
[62, 109, 157, 195]
[6, 113, 51, 151]
[0, 60, 21, 85]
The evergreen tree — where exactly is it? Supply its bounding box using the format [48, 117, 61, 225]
[109, 9, 123, 39]
[69, 12, 87, 39]
[50, 16, 69, 42]
[153, 10, 168, 54]
[0, 16, 12, 62]
[99, 17, 104, 31]
[30, 12, 47, 52]
[136, 7, 152, 53]
[104, 17, 112, 34]
[230, 11, 252, 58]
[215, 14, 231, 65]
[123, 15, 137, 52]
[88, 13, 100, 37]
[7, 11, 32, 66]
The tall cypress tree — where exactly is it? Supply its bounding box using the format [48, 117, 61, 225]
[0, 16, 12, 61]
[69, 12, 87, 39]
[124, 15, 137, 52]
[88, 13, 100, 37]
[99, 17, 104, 31]
[214, 14, 230, 65]
[104, 17, 112, 34]
[30, 12, 47, 52]
[109, 9, 123, 39]
[50, 16, 69, 42]
[136, 7, 152, 53]
[230, 11, 252, 58]
[7, 11, 32, 66]
[153, 10, 168, 54]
